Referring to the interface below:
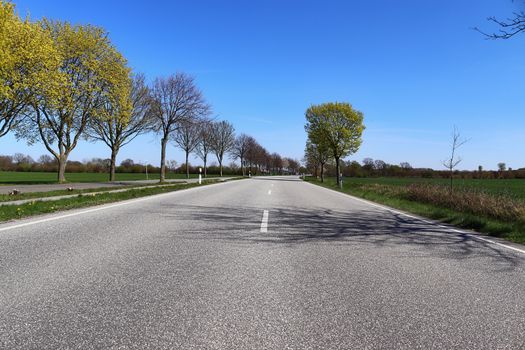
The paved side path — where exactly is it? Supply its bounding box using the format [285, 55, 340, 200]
[0, 177, 236, 195]
[1, 178, 236, 206]
[0, 176, 523, 349]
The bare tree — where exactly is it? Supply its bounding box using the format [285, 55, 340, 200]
[245, 137, 260, 175]
[209, 120, 235, 177]
[400, 162, 412, 170]
[286, 158, 300, 174]
[166, 160, 178, 172]
[476, 1, 525, 39]
[270, 152, 283, 174]
[442, 126, 468, 191]
[149, 73, 210, 182]
[194, 120, 213, 177]
[231, 133, 251, 176]
[87, 73, 153, 181]
[246, 140, 269, 175]
[172, 119, 201, 179]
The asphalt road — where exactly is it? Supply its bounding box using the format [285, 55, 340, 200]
[0, 176, 524, 349]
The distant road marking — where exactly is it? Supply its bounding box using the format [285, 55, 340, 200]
[271, 184, 274, 187]
[260, 210, 269, 233]
[268, 190, 272, 195]
[302, 181, 525, 256]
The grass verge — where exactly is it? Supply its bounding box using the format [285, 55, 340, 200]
[0, 180, 227, 223]
[305, 177, 525, 245]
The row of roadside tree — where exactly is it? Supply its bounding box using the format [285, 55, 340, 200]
[0, 1, 298, 182]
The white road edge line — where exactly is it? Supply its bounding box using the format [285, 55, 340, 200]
[260, 210, 269, 233]
[302, 181, 525, 256]
[268, 190, 272, 195]
[0, 180, 234, 233]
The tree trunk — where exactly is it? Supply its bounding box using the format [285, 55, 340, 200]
[335, 157, 341, 187]
[241, 157, 245, 176]
[57, 154, 68, 183]
[320, 162, 325, 183]
[185, 151, 190, 179]
[109, 147, 118, 182]
[219, 160, 223, 177]
[203, 156, 207, 178]
[160, 137, 167, 183]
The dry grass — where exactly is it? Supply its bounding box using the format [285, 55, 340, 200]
[352, 182, 525, 223]
[402, 184, 525, 223]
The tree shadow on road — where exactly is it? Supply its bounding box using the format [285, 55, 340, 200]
[163, 204, 524, 272]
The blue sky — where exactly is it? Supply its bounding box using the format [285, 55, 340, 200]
[2, 0, 525, 170]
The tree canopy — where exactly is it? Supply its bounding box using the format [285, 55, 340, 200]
[305, 102, 365, 186]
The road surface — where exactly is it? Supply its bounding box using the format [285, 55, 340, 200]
[0, 176, 524, 349]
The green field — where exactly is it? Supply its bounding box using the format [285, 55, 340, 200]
[0, 171, 219, 184]
[340, 177, 525, 200]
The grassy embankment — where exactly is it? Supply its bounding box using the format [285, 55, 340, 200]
[0, 171, 220, 184]
[0, 179, 237, 223]
[305, 176, 525, 245]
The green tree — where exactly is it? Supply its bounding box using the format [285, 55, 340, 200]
[0, 1, 58, 138]
[17, 20, 128, 183]
[305, 102, 365, 187]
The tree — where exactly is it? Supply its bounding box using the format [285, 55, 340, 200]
[209, 120, 235, 177]
[13, 153, 34, 165]
[166, 160, 178, 172]
[270, 152, 283, 174]
[173, 119, 201, 179]
[231, 133, 251, 176]
[87, 73, 153, 181]
[374, 159, 387, 175]
[194, 120, 212, 177]
[498, 162, 507, 172]
[304, 140, 330, 182]
[120, 158, 134, 167]
[305, 102, 365, 187]
[287, 158, 300, 174]
[476, 1, 525, 39]
[16, 20, 127, 183]
[149, 73, 210, 182]
[245, 136, 261, 175]
[305, 102, 365, 186]
[400, 162, 412, 170]
[442, 126, 468, 191]
[0, 2, 58, 138]
[38, 154, 55, 165]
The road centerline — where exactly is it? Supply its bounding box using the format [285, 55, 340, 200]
[260, 210, 269, 232]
